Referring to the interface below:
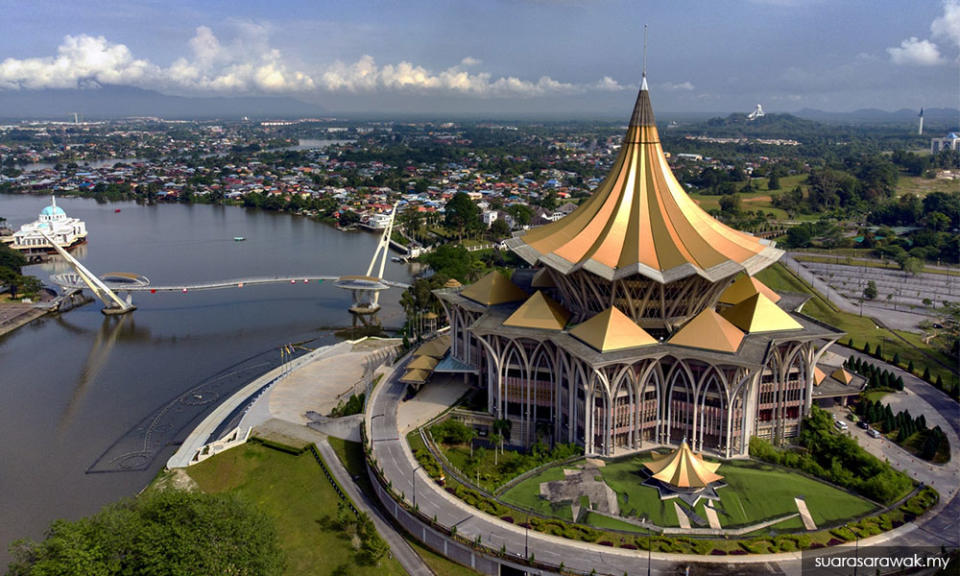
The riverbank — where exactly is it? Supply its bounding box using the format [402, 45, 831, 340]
[0, 301, 49, 338]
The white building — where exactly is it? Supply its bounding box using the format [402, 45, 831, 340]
[11, 196, 87, 251]
[931, 133, 960, 155]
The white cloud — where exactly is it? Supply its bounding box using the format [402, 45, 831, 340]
[593, 76, 628, 91]
[661, 81, 695, 91]
[0, 34, 156, 90]
[886, 2, 959, 67]
[0, 27, 624, 98]
[887, 37, 944, 66]
[931, 0, 960, 48]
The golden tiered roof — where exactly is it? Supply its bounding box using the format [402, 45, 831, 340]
[506, 81, 782, 284]
[720, 293, 802, 333]
[460, 271, 528, 306]
[644, 440, 723, 489]
[415, 334, 451, 359]
[504, 291, 571, 331]
[718, 274, 781, 305]
[569, 306, 658, 352]
[669, 308, 744, 353]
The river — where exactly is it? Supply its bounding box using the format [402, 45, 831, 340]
[0, 195, 411, 566]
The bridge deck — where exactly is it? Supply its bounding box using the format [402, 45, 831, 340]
[54, 275, 410, 292]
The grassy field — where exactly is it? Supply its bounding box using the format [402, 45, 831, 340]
[691, 460, 877, 528]
[598, 456, 681, 527]
[502, 453, 875, 531]
[755, 263, 958, 391]
[896, 175, 959, 198]
[186, 442, 406, 576]
[793, 254, 960, 277]
[326, 438, 484, 576]
[499, 466, 574, 520]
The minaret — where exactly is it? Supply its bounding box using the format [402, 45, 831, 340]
[918, 108, 924, 136]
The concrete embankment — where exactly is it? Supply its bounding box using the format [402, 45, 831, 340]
[0, 303, 49, 337]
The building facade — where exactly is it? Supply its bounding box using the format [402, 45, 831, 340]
[436, 78, 843, 458]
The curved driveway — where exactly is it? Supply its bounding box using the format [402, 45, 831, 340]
[368, 352, 959, 576]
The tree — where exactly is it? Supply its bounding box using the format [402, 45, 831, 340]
[863, 281, 878, 300]
[444, 192, 482, 241]
[506, 204, 534, 228]
[488, 218, 511, 240]
[8, 489, 285, 576]
[768, 171, 781, 190]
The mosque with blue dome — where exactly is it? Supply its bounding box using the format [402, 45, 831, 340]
[11, 196, 88, 252]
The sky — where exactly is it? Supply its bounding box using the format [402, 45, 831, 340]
[0, 0, 957, 117]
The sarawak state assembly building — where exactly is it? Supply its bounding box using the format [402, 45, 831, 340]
[435, 77, 845, 459]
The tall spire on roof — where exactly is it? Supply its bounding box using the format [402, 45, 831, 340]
[641, 24, 648, 91]
[505, 42, 782, 285]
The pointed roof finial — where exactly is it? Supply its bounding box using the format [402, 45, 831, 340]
[641, 24, 648, 91]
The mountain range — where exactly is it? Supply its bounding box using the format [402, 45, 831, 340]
[0, 85, 327, 121]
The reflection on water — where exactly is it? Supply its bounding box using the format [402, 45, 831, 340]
[0, 195, 415, 566]
[56, 315, 150, 433]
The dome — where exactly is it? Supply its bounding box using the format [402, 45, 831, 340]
[40, 205, 66, 217]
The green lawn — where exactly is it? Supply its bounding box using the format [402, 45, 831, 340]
[499, 465, 573, 520]
[502, 453, 876, 531]
[896, 175, 959, 198]
[756, 263, 958, 392]
[694, 460, 877, 528]
[327, 437, 485, 576]
[863, 388, 893, 403]
[597, 456, 680, 527]
[186, 442, 406, 576]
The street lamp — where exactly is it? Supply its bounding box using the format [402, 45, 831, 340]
[524, 524, 529, 560]
[412, 464, 422, 509]
[844, 524, 859, 576]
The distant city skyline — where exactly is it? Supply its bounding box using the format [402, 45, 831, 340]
[0, 0, 958, 116]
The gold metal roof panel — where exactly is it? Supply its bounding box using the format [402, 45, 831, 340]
[814, 366, 827, 386]
[531, 268, 556, 288]
[415, 335, 451, 359]
[831, 368, 854, 385]
[506, 83, 782, 283]
[644, 440, 723, 489]
[669, 308, 744, 353]
[460, 270, 528, 307]
[720, 293, 802, 333]
[407, 355, 439, 371]
[569, 307, 658, 352]
[443, 278, 462, 288]
[399, 369, 430, 384]
[718, 275, 782, 305]
[503, 291, 571, 331]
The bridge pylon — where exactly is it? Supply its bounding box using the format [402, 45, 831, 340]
[40, 230, 136, 315]
[335, 202, 399, 316]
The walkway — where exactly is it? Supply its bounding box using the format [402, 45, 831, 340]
[367, 349, 960, 575]
[55, 274, 410, 293]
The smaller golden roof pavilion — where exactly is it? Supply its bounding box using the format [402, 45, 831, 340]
[644, 440, 724, 489]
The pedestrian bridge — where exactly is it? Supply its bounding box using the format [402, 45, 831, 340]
[44, 203, 409, 315]
[51, 273, 409, 293]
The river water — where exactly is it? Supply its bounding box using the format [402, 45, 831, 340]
[0, 195, 411, 565]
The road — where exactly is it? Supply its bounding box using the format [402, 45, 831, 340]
[368, 349, 960, 576]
